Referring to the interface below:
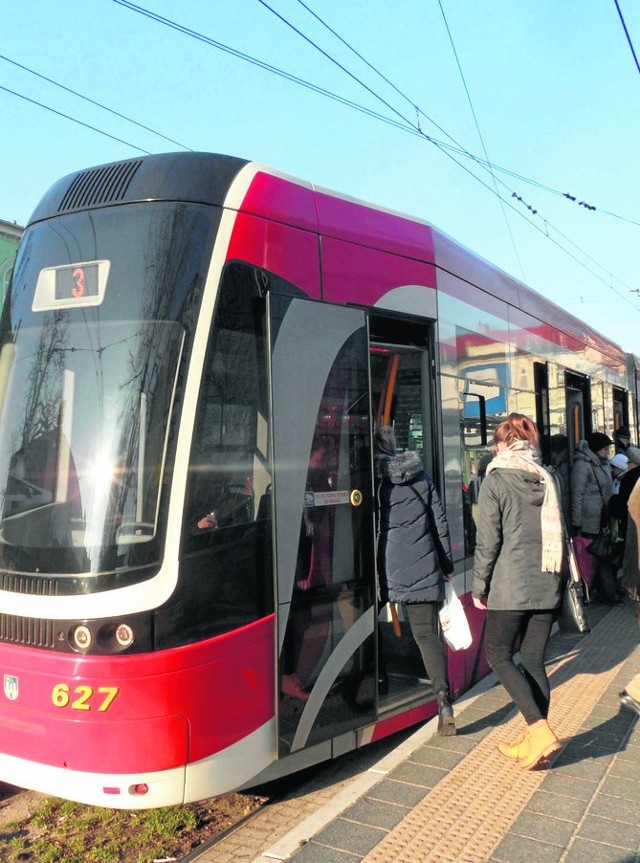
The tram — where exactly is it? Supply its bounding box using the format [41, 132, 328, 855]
[0, 152, 635, 808]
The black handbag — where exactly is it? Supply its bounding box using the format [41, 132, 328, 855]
[586, 526, 624, 568]
[559, 537, 591, 636]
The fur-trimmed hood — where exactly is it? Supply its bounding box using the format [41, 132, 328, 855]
[375, 450, 423, 485]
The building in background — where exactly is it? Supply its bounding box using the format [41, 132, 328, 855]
[0, 219, 23, 308]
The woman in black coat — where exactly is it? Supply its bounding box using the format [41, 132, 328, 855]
[472, 413, 563, 769]
[375, 425, 455, 735]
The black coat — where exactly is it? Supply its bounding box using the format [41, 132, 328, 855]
[375, 451, 453, 604]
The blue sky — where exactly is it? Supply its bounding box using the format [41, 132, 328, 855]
[3, 1, 640, 354]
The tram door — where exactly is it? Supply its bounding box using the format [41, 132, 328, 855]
[268, 295, 377, 755]
[566, 372, 590, 449]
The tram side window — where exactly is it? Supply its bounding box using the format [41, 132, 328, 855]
[183, 264, 270, 545]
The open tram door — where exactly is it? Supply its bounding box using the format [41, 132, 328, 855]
[268, 295, 377, 757]
[565, 372, 591, 451]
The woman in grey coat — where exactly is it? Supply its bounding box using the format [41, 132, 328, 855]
[375, 425, 455, 735]
[571, 433, 621, 604]
[472, 414, 563, 769]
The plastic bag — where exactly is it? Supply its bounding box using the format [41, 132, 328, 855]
[439, 581, 472, 651]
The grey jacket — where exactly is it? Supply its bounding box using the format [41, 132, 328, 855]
[571, 441, 613, 534]
[472, 468, 562, 610]
[376, 450, 453, 604]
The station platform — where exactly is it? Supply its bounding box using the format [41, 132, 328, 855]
[200, 599, 640, 863]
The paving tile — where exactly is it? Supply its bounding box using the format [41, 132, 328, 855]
[421, 733, 477, 753]
[579, 711, 635, 733]
[365, 778, 428, 808]
[550, 751, 612, 781]
[342, 798, 410, 831]
[407, 746, 464, 770]
[508, 810, 576, 845]
[490, 833, 564, 863]
[578, 814, 640, 850]
[589, 792, 640, 825]
[388, 761, 448, 788]
[457, 703, 513, 728]
[540, 772, 599, 801]
[289, 840, 362, 862]
[311, 818, 387, 857]
[525, 789, 588, 822]
[563, 838, 639, 863]
[610, 755, 640, 780]
[600, 775, 640, 802]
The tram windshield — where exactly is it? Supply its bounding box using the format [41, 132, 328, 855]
[0, 202, 217, 578]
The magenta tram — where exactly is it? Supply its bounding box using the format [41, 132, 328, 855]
[0, 152, 636, 807]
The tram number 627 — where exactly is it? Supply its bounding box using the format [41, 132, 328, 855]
[51, 683, 119, 712]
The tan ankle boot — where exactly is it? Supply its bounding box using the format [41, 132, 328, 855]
[518, 720, 561, 769]
[497, 730, 529, 760]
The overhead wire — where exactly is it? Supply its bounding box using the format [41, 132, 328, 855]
[435, 0, 526, 284]
[614, 0, 640, 75]
[254, 0, 639, 306]
[0, 84, 151, 154]
[292, 0, 638, 228]
[0, 54, 192, 151]
[6, 0, 634, 308]
[113, 0, 640, 304]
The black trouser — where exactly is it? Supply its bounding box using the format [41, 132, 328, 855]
[405, 602, 449, 697]
[485, 609, 555, 725]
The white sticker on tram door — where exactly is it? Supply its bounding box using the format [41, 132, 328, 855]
[311, 490, 351, 506]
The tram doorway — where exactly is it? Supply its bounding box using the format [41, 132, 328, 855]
[369, 317, 440, 707]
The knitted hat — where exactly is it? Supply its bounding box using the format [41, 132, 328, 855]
[610, 453, 629, 472]
[587, 432, 613, 453]
[615, 426, 631, 439]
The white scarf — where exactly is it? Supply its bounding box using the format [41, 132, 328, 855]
[486, 441, 564, 573]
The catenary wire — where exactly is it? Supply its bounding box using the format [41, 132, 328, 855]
[10, 0, 633, 307]
[250, 0, 639, 302]
[110, 0, 639, 229]
[108, 0, 639, 304]
[291, 0, 639, 228]
[0, 85, 151, 154]
[614, 0, 640, 75]
[0, 54, 192, 151]
[436, 0, 526, 283]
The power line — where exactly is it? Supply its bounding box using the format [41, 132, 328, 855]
[289, 0, 639, 228]
[0, 54, 192, 151]
[436, 0, 526, 284]
[0, 85, 151, 154]
[109, 0, 640, 304]
[250, 0, 639, 304]
[13, 0, 634, 308]
[614, 0, 640, 75]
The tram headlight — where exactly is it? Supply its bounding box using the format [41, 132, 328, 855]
[115, 624, 134, 648]
[72, 625, 92, 651]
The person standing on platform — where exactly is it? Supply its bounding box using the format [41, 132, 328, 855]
[571, 433, 623, 605]
[619, 479, 640, 717]
[615, 425, 632, 456]
[472, 413, 563, 769]
[375, 424, 456, 736]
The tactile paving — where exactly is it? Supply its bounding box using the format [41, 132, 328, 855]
[361, 606, 637, 863]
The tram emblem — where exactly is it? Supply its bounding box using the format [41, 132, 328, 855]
[3, 674, 19, 701]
